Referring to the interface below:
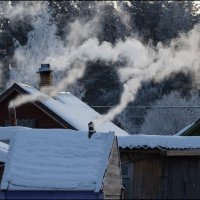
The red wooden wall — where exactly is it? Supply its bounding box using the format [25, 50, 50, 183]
[0, 90, 64, 129]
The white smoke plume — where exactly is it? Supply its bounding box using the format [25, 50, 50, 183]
[3, 1, 43, 20]
[7, 2, 200, 128]
[94, 25, 200, 125]
[7, 3, 103, 106]
[8, 3, 103, 88]
[8, 3, 64, 87]
[9, 25, 200, 124]
[9, 93, 48, 108]
[66, 16, 101, 47]
[41, 62, 87, 97]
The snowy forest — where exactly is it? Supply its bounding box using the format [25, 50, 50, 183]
[0, 1, 200, 135]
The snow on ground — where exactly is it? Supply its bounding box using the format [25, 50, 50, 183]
[118, 134, 200, 149]
[17, 83, 128, 136]
[1, 128, 114, 191]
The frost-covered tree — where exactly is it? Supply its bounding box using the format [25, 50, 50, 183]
[114, 72, 194, 134]
[140, 90, 200, 135]
[0, 1, 14, 90]
[156, 1, 194, 43]
[66, 81, 85, 100]
[124, 1, 200, 44]
[82, 61, 122, 114]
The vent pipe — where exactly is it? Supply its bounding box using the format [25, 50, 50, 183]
[8, 106, 17, 126]
[88, 121, 96, 138]
[37, 64, 53, 89]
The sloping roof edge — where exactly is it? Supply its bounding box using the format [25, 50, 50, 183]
[95, 132, 115, 192]
[0, 83, 76, 130]
[177, 119, 200, 136]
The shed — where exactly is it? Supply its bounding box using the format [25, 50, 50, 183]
[0, 129, 123, 200]
[118, 135, 200, 199]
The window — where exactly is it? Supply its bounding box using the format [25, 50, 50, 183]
[121, 161, 133, 199]
[5, 119, 36, 128]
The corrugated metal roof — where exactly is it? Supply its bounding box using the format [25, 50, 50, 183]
[118, 135, 200, 150]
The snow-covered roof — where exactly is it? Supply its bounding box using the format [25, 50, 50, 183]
[174, 123, 194, 136]
[0, 126, 31, 140]
[1, 128, 115, 191]
[0, 142, 9, 162]
[16, 83, 128, 136]
[118, 134, 200, 149]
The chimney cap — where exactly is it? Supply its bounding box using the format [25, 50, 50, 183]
[37, 64, 53, 73]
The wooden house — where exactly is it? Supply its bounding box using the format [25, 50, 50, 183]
[118, 134, 200, 199]
[0, 63, 128, 136]
[0, 82, 128, 136]
[0, 129, 123, 200]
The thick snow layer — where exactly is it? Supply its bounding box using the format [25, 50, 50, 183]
[0, 126, 31, 140]
[1, 129, 114, 191]
[17, 83, 128, 136]
[174, 123, 194, 136]
[118, 134, 200, 149]
[0, 142, 9, 162]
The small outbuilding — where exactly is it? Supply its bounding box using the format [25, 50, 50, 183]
[0, 129, 123, 199]
[118, 135, 200, 199]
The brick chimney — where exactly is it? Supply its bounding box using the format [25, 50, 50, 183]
[37, 64, 53, 89]
[8, 106, 17, 126]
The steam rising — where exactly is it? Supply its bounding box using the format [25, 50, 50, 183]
[4, 1, 43, 20]
[9, 93, 47, 108]
[5, 3, 200, 128]
[94, 25, 200, 124]
[7, 3, 63, 87]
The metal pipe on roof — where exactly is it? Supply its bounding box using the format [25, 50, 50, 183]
[88, 121, 96, 139]
[8, 106, 17, 126]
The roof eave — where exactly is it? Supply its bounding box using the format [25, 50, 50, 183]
[0, 83, 76, 130]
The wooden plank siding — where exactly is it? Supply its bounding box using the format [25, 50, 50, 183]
[167, 157, 200, 199]
[133, 158, 163, 199]
[103, 139, 122, 200]
[120, 150, 200, 199]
